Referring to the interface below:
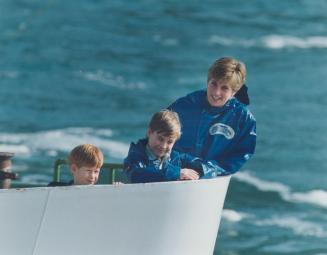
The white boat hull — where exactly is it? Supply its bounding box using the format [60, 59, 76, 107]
[0, 177, 230, 255]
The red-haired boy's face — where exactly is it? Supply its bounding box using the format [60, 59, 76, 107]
[71, 164, 100, 185]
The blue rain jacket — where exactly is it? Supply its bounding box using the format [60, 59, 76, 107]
[169, 90, 256, 178]
[124, 139, 203, 183]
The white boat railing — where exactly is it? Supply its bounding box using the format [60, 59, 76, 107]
[0, 177, 230, 255]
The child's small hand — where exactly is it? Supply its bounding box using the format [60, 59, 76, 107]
[180, 168, 200, 180]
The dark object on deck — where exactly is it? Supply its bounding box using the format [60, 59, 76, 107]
[0, 152, 15, 188]
[0, 170, 18, 180]
[235, 84, 250, 105]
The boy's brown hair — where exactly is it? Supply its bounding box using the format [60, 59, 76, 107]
[68, 144, 104, 168]
[207, 57, 246, 92]
[148, 110, 181, 139]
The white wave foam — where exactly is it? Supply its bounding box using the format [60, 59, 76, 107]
[263, 35, 327, 49]
[222, 209, 250, 222]
[153, 35, 179, 46]
[208, 35, 327, 49]
[254, 217, 327, 238]
[291, 190, 327, 208]
[235, 171, 327, 209]
[0, 127, 129, 159]
[208, 35, 255, 48]
[235, 171, 290, 193]
[262, 241, 309, 253]
[77, 70, 146, 89]
[0, 144, 30, 154]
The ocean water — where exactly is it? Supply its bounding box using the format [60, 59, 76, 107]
[1, 0, 327, 254]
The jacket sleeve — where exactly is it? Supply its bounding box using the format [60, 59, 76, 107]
[124, 155, 181, 183]
[178, 153, 204, 176]
[201, 118, 256, 178]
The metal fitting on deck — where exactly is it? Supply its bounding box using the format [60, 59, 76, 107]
[0, 152, 16, 189]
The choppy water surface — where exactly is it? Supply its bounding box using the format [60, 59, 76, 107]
[1, 0, 327, 254]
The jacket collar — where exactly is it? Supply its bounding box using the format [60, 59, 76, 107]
[145, 143, 171, 161]
[131, 138, 171, 162]
[202, 90, 236, 115]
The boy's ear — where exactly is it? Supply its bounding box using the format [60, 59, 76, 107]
[147, 128, 153, 137]
[70, 163, 78, 174]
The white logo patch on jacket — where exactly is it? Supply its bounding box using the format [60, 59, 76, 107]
[209, 123, 235, 139]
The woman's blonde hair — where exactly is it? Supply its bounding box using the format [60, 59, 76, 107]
[207, 57, 246, 92]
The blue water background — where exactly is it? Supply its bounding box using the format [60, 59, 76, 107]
[1, 0, 327, 254]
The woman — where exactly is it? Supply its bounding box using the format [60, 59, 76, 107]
[169, 57, 256, 178]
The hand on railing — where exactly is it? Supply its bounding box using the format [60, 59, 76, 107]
[180, 168, 200, 180]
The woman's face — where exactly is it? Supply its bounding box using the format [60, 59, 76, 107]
[206, 79, 235, 107]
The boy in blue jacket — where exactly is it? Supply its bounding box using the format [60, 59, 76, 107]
[124, 110, 203, 183]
